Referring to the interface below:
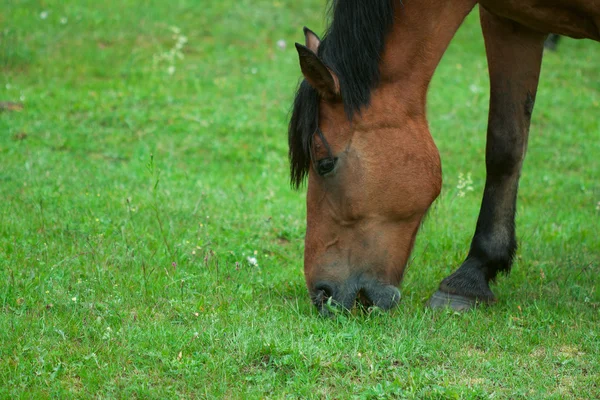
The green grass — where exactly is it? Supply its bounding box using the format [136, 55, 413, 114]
[1, 0, 599, 398]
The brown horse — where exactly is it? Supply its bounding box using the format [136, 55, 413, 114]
[289, 0, 599, 314]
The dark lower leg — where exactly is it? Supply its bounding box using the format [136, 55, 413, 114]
[439, 171, 521, 301]
[430, 8, 546, 308]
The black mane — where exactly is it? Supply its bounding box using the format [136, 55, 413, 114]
[288, 0, 398, 188]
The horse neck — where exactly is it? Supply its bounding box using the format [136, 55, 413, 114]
[379, 0, 478, 115]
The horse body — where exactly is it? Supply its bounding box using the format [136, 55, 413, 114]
[289, 0, 598, 314]
[479, 0, 600, 40]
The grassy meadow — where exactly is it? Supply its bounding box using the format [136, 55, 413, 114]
[1, 0, 599, 398]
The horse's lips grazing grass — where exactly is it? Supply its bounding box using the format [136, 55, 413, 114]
[312, 276, 402, 315]
[303, 199, 431, 315]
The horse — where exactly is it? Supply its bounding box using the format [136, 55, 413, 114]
[288, 0, 599, 315]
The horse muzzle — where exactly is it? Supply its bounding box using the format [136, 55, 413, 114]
[311, 275, 401, 316]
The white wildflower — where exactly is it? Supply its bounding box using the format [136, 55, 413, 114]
[60, 17, 68, 24]
[40, 11, 48, 19]
[456, 172, 474, 198]
[153, 26, 187, 75]
[247, 256, 258, 267]
[276, 39, 286, 50]
[102, 326, 112, 340]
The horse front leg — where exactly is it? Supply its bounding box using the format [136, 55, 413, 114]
[428, 7, 547, 310]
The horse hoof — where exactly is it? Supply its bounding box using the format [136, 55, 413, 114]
[426, 290, 485, 311]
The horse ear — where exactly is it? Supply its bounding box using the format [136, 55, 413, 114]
[303, 26, 320, 53]
[295, 43, 340, 99]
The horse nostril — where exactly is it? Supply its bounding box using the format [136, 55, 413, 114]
[313, 282, 335, 306]
[315, 282, 334, 297]
[361, 284, 401, 310]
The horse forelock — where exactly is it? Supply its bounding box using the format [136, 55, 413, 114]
[289, 80, 318, 189]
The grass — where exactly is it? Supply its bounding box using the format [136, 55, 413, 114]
[1, 0, 599, 398]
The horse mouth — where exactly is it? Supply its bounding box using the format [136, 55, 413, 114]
[311, 278, 401, 316]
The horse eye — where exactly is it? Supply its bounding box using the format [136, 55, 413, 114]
[317, 157, 337, 176]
